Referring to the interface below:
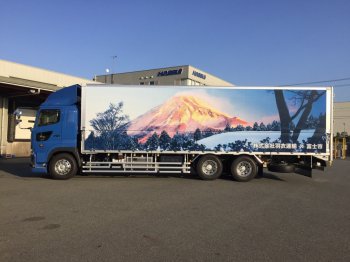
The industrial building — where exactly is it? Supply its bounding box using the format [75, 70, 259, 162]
[0, 60, 96, 157]
[94, 65, 234, 86]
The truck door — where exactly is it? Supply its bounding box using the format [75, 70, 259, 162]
[32, 109, 62, 164]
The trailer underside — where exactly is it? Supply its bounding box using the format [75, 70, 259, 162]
[79, 151, 330, 176]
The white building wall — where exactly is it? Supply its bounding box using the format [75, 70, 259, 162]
[0, 59, 96, 88]
[334, 102, 350, 136]
[0, 97, 8, 156]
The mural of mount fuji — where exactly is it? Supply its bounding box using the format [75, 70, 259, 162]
[83, 86, 327, 153]
[128, 95, 248, 143]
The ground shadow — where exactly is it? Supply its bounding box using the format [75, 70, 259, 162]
[78, 171, 201, 180]
[1, 158, 285, 182]
[215, 168, 285, 182]
[0, 157, 40, 178]
[254, 170, 285, 181]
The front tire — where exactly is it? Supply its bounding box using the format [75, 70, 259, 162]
[49, 153, 77, 180]
[196, 155, 223, 180]
[231, 156, 257, 182]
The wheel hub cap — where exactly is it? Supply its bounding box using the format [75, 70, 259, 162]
[202, 160, 217, 176]
[55, 160, 71, 176]
[237, 161, 252, 177]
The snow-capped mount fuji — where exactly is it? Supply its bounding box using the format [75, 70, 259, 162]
[127, 95, 248, 140]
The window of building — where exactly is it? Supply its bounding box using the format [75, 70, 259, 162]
[185, 79, 203, 86]
[181, 79, 190, 85]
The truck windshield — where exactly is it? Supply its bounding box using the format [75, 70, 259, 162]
[37, 109, 60, 126]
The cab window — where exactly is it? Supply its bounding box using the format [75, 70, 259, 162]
[38, 109, 60, 126]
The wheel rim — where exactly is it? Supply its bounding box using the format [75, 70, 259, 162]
[202, 160, 218, 176]
[236, 161, 252, 177]
[54, 159, 72, 176]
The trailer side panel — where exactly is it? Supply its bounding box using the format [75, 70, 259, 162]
[81, 85, 331, 157]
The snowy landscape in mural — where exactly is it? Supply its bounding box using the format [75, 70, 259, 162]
[82, 86, 327, 153]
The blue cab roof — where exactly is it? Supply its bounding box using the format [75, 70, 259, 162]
[42, 84, 81, 106]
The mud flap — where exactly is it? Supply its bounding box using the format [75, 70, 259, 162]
[257, 165, 264, 177]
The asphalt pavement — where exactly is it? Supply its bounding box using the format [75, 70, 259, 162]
[0, 158, 350, 262]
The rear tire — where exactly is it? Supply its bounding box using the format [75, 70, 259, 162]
[196, 155, 223, 180]
[49, 153, 77, 180]
[231, 156, 257, 182]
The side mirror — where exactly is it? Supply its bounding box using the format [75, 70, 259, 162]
[14, 109, 23, 120]
[13, 109, 33, 131]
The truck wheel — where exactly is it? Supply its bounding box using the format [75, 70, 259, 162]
[268, 163, 295, 173]
[196, 155, 223, 180]
[231, 156, 257, 182]
[49, 153, 77, 180]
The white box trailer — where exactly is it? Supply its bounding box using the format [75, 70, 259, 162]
[30, 84, 333, 181]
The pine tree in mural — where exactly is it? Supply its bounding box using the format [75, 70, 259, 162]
[193, 128, 202, 141]
[259, 122, 267, 131]
[159, 130, 171, 150]
[253, 122, 260, 131]
[145, 133, 159, 150]
[117, 131, 139, 150]
[234, 125, 245, 131]
[170, 133, 183, 151]
[202, 129, 214, 138]
[224, 123, 231, 132]
[271, 120, 281, 131]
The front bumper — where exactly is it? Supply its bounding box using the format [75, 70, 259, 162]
[30, 152, 47, 174]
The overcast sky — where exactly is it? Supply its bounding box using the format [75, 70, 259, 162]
[1, 0, 349, 101]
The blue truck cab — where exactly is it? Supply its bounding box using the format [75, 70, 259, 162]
[31, 85, 81, 179]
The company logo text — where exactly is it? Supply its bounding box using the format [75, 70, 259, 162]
[157, 69, 183, 77]
[192, 71, 206, 79]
